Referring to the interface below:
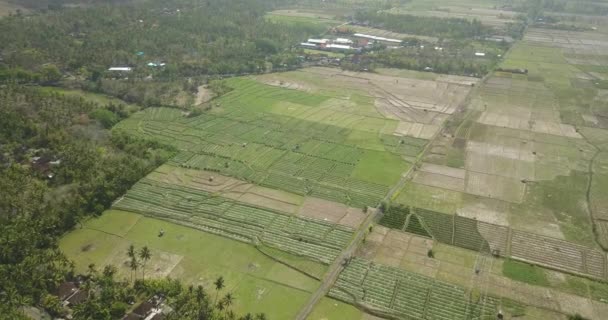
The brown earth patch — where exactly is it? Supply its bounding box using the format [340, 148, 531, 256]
[298, 197, 347, 224]
[338, 207, 367, 228]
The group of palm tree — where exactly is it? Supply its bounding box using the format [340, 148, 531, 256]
[126, 244, 151, 283]
[212, 276, 267, 320]
[121, 247, 267, 320]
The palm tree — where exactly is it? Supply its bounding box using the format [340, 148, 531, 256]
[127, 244, 135, 260]
[222, 293, 234, 309]
[195, 285, 205, 303]
[102, 264, 117, 279]
[255, 313, 267, 320]
[221, 293, 234, 318]
[129, 258, 138, 284]
[87, 263, 97, 278]
[213, 276, 224, 304]
[139, 246, 151, 281]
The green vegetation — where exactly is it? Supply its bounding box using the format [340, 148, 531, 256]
[0, 85, 186, 318]
[354, 11, 492, 39]
[379, 205, 410, 229]
[351, 150, 409, 186]
[307, 297, 362, 320]
[366, 39, 507, 77]
[113, 77, 420, 208]
[61, 210, 319, 319]
[330, 257, 499, 319]
[112, 176, 355, 264]
[0, 0, 325, 77]
[502, 259, 550, 287]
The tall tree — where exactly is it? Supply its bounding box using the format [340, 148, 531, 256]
[128, 257, 138, 284]
[139, 246, 151, 281]
[214, 276, 225, 305]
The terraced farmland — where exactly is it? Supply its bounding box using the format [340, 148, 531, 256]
[113, 177, 354, 264]
[115, 77, 435, 208]
[329, 258, 499, 319]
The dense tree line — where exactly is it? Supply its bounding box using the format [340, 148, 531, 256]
[355, 39, 505, 77]
[353, 10, 493, 39]
[0, 86, 176, 318]
[0, 0, 325, 79]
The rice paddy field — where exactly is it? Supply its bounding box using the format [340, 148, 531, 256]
[370, 9, 608, 320]
[62, 66, 471, 318]
[59, 1, 608, 318]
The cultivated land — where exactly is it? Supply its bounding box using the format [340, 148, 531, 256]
[63, 67, 465, 318]
[60, 210, 320, 319]
[59, 1, 608, 319]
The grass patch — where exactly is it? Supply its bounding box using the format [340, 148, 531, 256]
[302, 48, 345, 58]
[394, 183, 463, 214]
[351, 150, 409, 186]
[502, 259, 549, 287]
[40, 87, 139, 112]
[60, 210, 319, 319]
[307, 297, 362, 320]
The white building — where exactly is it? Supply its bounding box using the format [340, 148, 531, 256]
[307, 38, 329, 44]
[108, 67, 133, 72]
[326, 44, 353, 51]
[474, 52, 486, 57]
[353, 33, 402, 44]
[300, 42, 318, 48]
[334, 38, 353, 45]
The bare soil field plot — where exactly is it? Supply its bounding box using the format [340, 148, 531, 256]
[524, 28, 608, 55]
[148, 164, 303, 214]
[510, 230, 607, 279]
[268, 9, 336, 20]
[298, 197, 367, 228]
[393, 121, 440, 140]
[387, 6, 517, 28]
[258, 67, 475, 141]
[194, 85, 214, 106]
[359, 227, 438, 276]
[0, 0, 27, 16]
[412, 163, 466, 192]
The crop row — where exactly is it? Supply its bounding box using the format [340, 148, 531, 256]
[330, 258, 498, 319]
[382, 206, 608, 280]
[113, 179, 355, 264]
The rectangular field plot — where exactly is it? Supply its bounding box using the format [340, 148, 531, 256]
[113, 178, 355, 265]
[329, 258, 498, 320]
[510, 230, 606, 279]
[465, 171, 525, 203]
[412, 163, 467, 192]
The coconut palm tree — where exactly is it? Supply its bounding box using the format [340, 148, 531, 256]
[255, 313, 267, 320]
[195, 285, 205, 303]
[128, 258, 138, 284]
[221, 293, 234, 318]
[214, 276, 224, 304]
[127, 244, 135, 260]
[139, 246, 151, 281]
